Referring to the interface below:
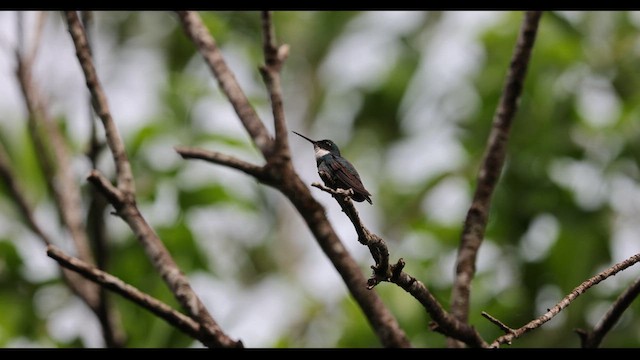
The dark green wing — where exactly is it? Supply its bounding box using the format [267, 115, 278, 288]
[328, 155, 372, 202]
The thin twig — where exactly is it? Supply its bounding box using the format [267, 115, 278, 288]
[175, 11, 274, 157]
[481, 311, 515, 334]
[174, 146, 269, 183]
[449, 11, 543, 347]
[489, 252, 640, 348]
[576, 275, 640, 348]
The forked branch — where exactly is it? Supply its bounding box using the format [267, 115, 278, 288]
[65, 10, 241, 348]
[576, 274, 640, 348]
[486, 252, 640, 347]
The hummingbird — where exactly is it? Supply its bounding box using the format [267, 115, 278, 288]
[293, 131, 372, 204]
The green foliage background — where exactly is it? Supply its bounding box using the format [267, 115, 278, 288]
[0, 11, 639, 348]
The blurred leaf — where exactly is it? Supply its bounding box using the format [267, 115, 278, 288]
[178, 184, 236, 208]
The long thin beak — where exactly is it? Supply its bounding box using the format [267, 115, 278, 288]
[292, 131, 316, 144]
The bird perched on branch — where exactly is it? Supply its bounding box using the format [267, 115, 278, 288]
[293, 131, 372, 204]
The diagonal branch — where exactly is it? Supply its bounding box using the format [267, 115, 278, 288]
[312, 183, 385, 258]
[65, 11, 241, 348]
[449, 11, 543, 346]
[487, 252, 640, 348]
[175, 11, 274, 157]
[174, 146, 271, 184]
[576, 275, 640, 348]
[481, 311, 515, 334]
[16, 37, 95, 266]
[65, 10, 134, 197]
[46, 245, 205, 342]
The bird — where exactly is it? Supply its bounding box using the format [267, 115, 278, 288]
[293, 131, 372, 204]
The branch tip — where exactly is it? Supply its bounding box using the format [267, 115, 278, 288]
[481, 311, 514, 334]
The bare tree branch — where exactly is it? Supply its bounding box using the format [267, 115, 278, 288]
[15, 11, 127, 347]
[487, 252, 640, 348]
[449, 11, 542, 347]
[391, 259, 488, 347]
[261, 11, 279, 68]
[481, 311, 515, 335]
[46, 245, 205, 342]
[65, 11, 241, 348]
[312, 183, 390, 279]
[78, 10, 127, 347]
[312, 183, 488, 347]
[279, 175, 411, 347]
[175, 146, 270, 183]
[16, 53, 95, 264]
[576, 275, 640, 348]
[65, 10, 134, 197]
[16, 9, 103, 310]
[175, 11, 274, 157]
[175, 11, 410, 347]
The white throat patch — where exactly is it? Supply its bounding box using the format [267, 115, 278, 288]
[314, 147, 330, 159]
